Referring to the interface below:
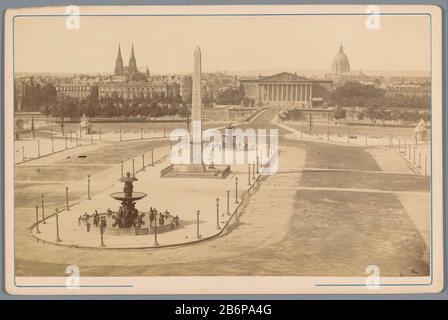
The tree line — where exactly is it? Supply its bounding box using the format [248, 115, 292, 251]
[331, 82, 430, 110]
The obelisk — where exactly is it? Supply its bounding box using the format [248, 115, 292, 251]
[191, 46, 202, 139]
[190, 46, 205, 169]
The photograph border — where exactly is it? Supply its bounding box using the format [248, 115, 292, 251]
[1, 0, 447, 299]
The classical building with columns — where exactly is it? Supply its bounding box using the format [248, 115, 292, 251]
[240, 72, 314, 108]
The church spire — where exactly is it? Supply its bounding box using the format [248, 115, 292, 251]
[130, 44, 135, 60]
[117, 44, 122, 59]
[128, 43, 138, 75]
[114, 43, 124, 75]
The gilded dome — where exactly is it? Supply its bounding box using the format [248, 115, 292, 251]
[332, 45, 350, 74]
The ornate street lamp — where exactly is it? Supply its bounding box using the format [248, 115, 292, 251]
[216, 197, 221, 229]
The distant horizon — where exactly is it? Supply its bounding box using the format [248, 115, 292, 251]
[15, 68, 431, 79]
[14, 14, 430, 75]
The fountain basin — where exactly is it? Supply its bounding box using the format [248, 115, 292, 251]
[110, 192, 147, 201]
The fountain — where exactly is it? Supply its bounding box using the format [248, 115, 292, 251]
[109, 172, 147, 228]
[73, 171, 181, 237]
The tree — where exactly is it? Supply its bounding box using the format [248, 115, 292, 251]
[376, 108, 387, 125]
[242, 97, 251, 108]
[422, 111, 431, 122]
[357, 111, 365, 121]
[333, 106, 347, 122]
[215, 87, 244, 105]
[365, 106, 379, 124]
[332, 82, 384, 109]
[391, 109, 401, 124]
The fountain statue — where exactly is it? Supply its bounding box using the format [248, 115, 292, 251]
[110, 172, 147, 228]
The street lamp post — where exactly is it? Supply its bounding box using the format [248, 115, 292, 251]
[37, 140, 40, 157]
[35, 206, 40, 233]
[418, 153, 422, 174]
[248, 164, 251, 186]
[226, 190, 230, 215]
[51, 129, 54, 153]
[234, 177, 239, 204]
[151, 149, 154, 166]
[132, 159, 135, 176]
[252, 163, 255, 179]
[100, 217, 106, 247]
[41, 194, 46, 223]
[256, 156, 259, 174]
[196, 210, 201, 239]
[55, 211, 61, 242]
[31, 118, 35, 139]
[65, 187, 70, 211]
[87, 175, 91, 200]
[153, 210, 159, 246]
[121, 161, 124, 178]
[142, 154, 145, 171]
[216, 198, 221, 229]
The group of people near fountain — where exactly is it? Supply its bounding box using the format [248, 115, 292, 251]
[78, 208, 180, 231]
[149, 207, 180, 228]
[78, 210, 106, 232]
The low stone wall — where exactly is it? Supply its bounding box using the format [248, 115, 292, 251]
[105, 227, 149, 236]
[104, 223, 179, 236]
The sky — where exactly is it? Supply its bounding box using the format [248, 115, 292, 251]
[13, 14, 431, 74]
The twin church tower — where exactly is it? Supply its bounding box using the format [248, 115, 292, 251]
[114, 44, 149, 80]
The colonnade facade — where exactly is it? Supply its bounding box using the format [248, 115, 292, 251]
[259, 82, 312, 108]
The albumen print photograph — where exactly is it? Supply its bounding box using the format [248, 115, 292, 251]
[3, 5, 443, 295]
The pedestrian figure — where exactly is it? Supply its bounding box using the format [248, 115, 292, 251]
[83, 212, 89, 222]
[149, 211, 155, 225]
[93, 212, 100, 227]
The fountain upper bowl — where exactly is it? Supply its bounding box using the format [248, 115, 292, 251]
[110, 192, 147, 201]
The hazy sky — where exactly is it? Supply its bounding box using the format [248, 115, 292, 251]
[14, 14, 430, 74]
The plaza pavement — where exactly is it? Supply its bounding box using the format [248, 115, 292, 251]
[31, 147, 266, 248]
[13, 109, 431, 277]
